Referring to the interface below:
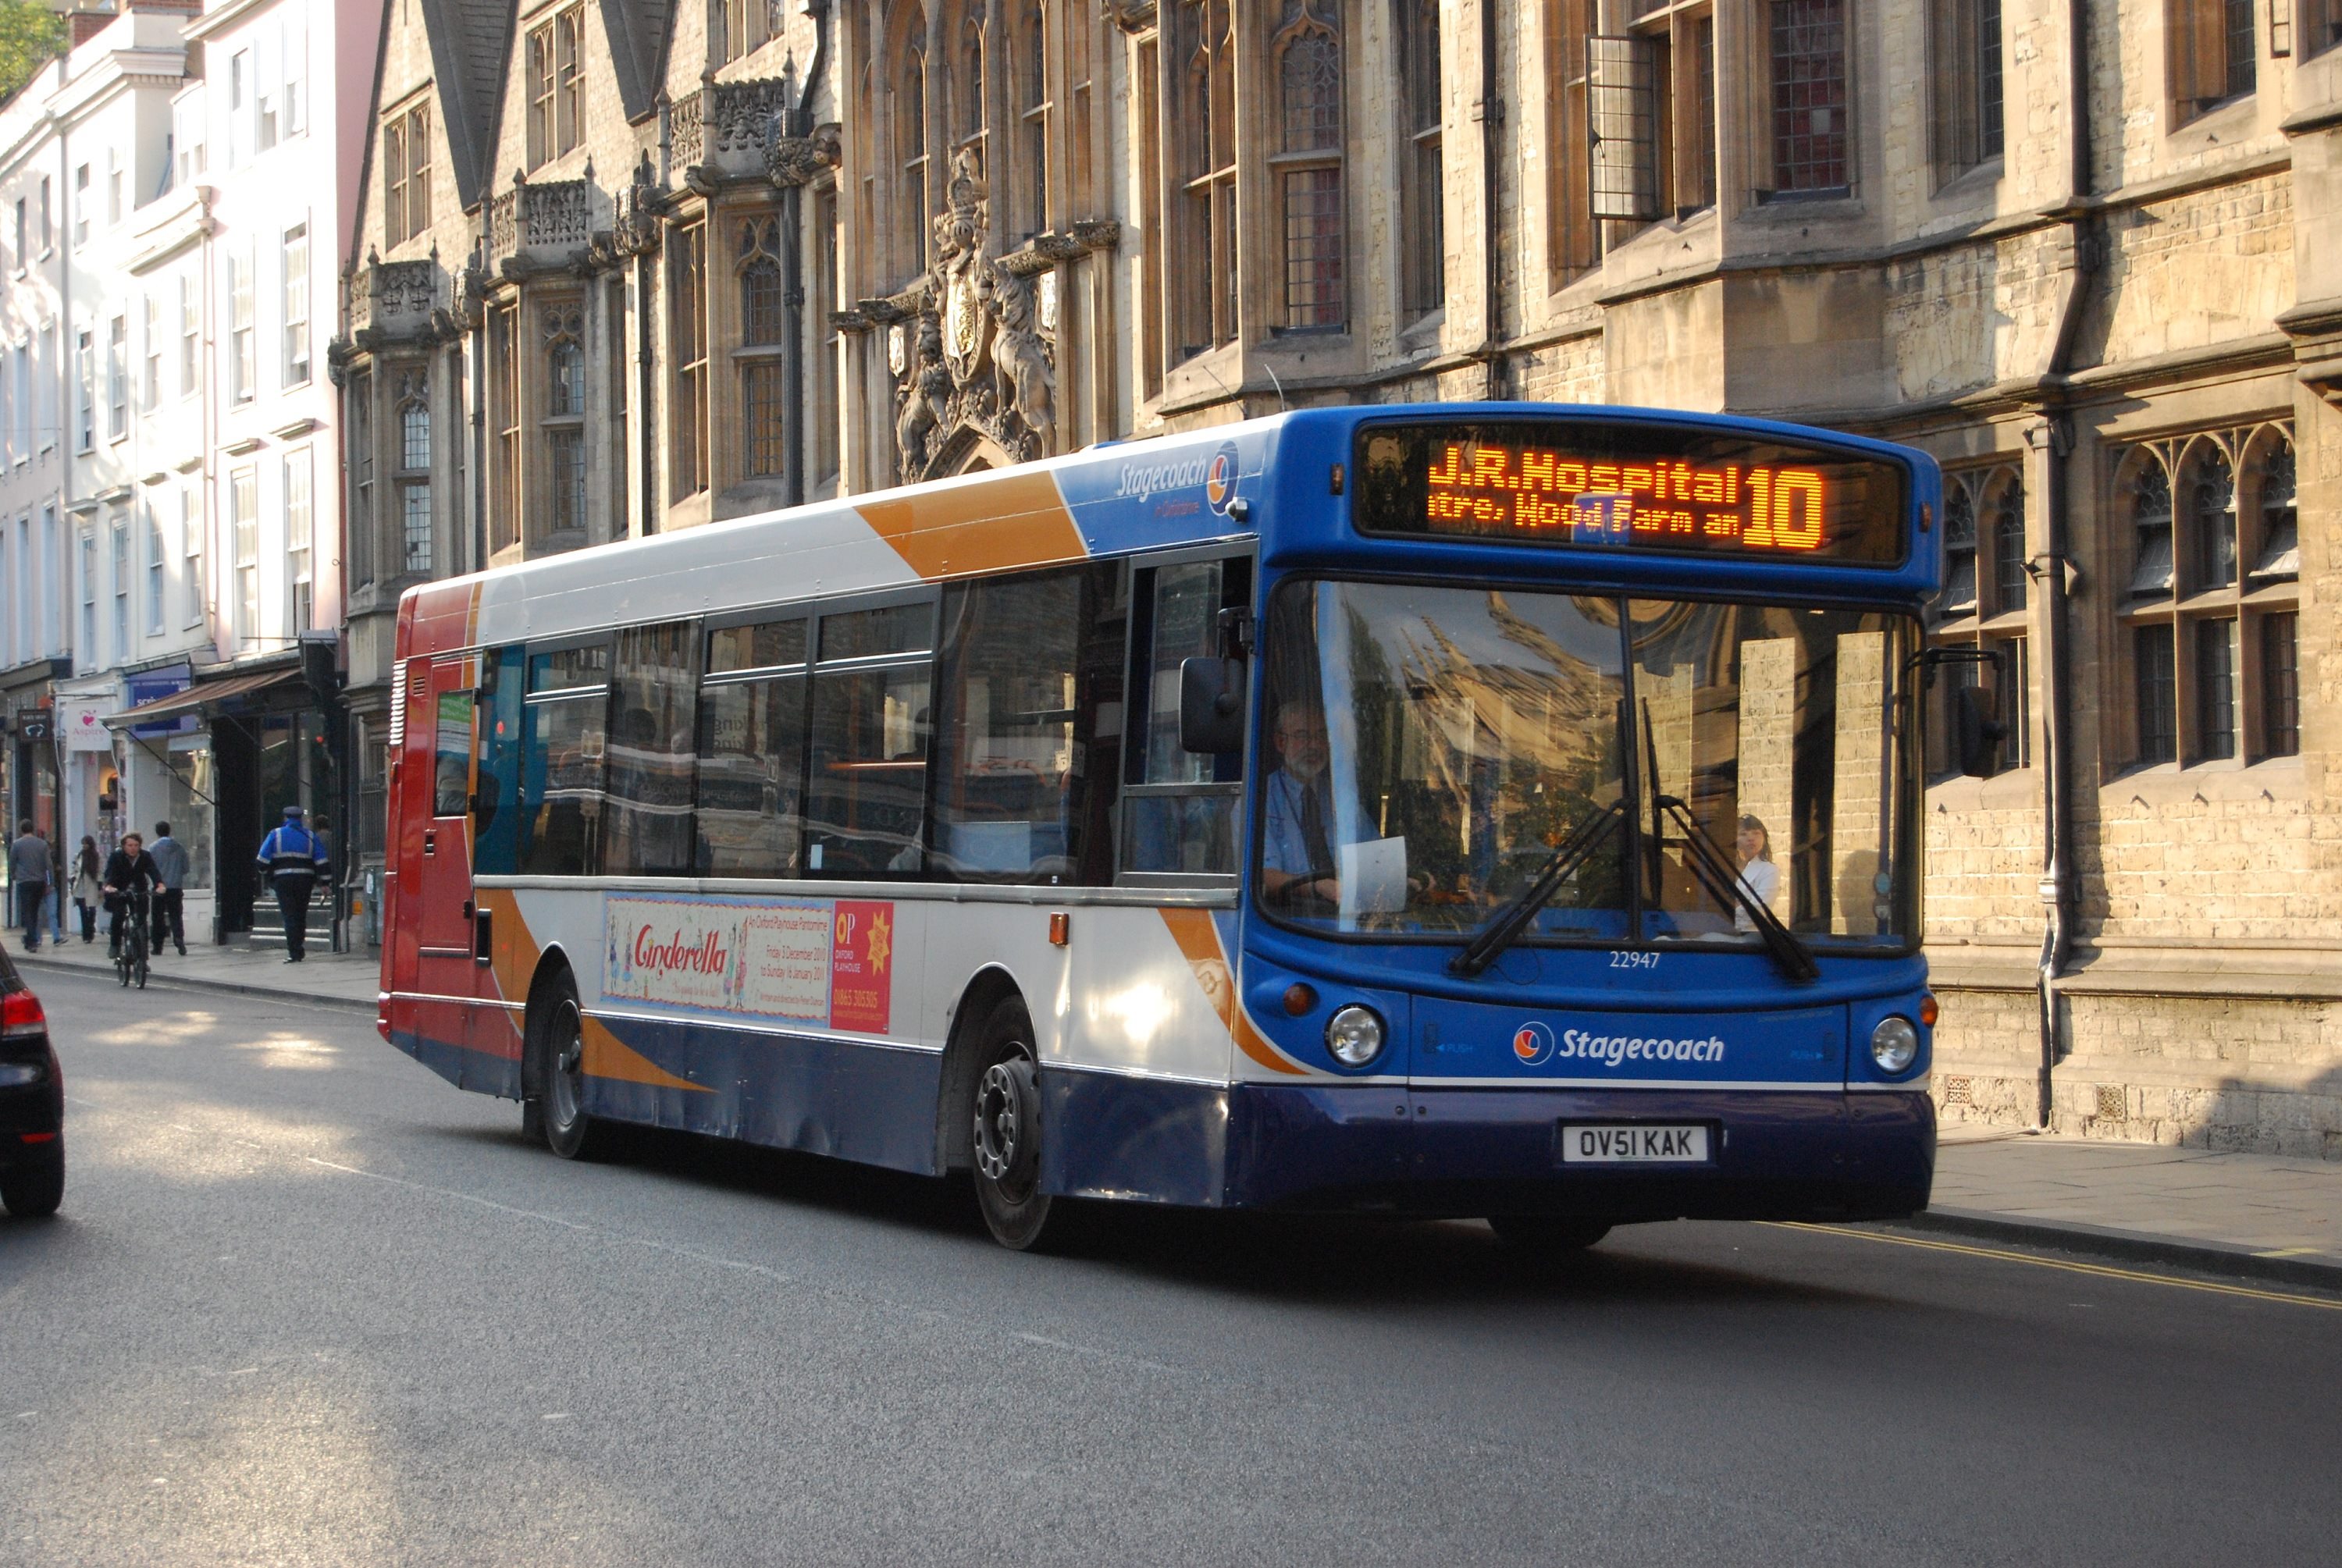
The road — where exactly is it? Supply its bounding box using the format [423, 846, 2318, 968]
[3, 969, 2338, 1566]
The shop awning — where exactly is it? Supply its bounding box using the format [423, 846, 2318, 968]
[103, 668, 304, 728]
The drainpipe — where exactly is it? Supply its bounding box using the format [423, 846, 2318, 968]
[1475, 0, 1505, 401]
[781, 1, 833, 510]
[2031, 0, 2097, 1130]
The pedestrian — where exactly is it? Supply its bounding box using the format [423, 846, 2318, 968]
[8, 820, 50, 952]
[255, 805, 328, 964]
[148, 820, 189, 958]
[70, 837, 102, 943]
[100, 832, 162, 959]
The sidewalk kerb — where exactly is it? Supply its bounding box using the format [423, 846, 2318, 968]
[1886, 1206, 2342, 1291]
[13, 951, 378, 1015]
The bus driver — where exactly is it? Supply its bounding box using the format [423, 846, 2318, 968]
[1262, 703, 1342, 908]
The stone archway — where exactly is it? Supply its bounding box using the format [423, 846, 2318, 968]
[931, 425, 1016, 478]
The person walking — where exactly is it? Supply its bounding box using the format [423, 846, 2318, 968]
[147, 821, 189, 957]
[70, 837, 102, 943]
[9, 820, 50, 952]
[255, 805, 328, 963]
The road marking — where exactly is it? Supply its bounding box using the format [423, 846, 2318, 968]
[1771, 1222, 2342, 1311]
[2253, 1246, 2326, 1259]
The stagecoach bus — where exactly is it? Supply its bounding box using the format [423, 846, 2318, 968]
[380, 403, 1959, 1251]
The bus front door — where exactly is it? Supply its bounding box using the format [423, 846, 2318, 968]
[404, 657, 487, 1063]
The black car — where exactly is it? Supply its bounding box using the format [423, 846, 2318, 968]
[0, 948, 62, 1218]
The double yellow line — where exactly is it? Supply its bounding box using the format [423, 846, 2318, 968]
[1769, 1222, 2342, 1311]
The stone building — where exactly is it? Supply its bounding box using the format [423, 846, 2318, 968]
[335, 0, 2342, 1157]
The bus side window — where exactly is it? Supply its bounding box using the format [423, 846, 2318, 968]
[518, 642, 610, 877]
[1122, 556, 1249, 879]
[805, 600, 935, 879]
[696, 617, 809, 878]
[472, 648, 524, 876]
[603, 621, 700, 877]
[931, 563, 1121, 885]
[432, 686, 473, 820]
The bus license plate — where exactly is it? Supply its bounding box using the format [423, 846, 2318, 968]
[1560, 1125, 1710, 1164]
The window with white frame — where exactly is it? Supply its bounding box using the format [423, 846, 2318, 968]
[10, 340, 25, 460]
[230, 50, 252, 165]
[282, 221, 310, 385]
[34, 323, 50, 451]
[258, 24, 280, 152]
[37, 176, 48, 253]
[179, 274, 198, 396]
[74, 329, 92, 451]
[286, 448, 312, 635]
[174, 93, 205, 187]
[231, 468, 259, 643]
[145, 499, 165, 635]
[111, 511, 129, 657]
[77, 527, 94, 666]
[230, 247, 255, 400]
[72, 165, 87, 245]
[107, 152, 121, 226]
[283, 16, 307, 137]
[141, 295, 159, 411]
[107, 315, 126, 439]
[181, 481, 204, 628]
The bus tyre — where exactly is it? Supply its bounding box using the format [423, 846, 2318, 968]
[968, 997, 1066, 1251]
[532, 978, 613, 1162]
[0, 1147, 64, 1218]
[1487, 1215, 1612, 1252]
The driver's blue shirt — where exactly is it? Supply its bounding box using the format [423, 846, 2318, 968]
[1261, 769, 1327, 876]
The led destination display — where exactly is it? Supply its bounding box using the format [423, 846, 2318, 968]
[1354, 421, 1910, 566]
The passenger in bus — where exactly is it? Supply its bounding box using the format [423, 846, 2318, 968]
[1733, 815, 1779, 932]
[1262, 702, 1342, 908]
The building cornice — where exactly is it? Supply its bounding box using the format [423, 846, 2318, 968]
[183, 0, 282, 44]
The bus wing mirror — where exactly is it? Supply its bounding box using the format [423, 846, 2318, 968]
[1954, 683, 2006, 777]
[1179, 657, 1246, 755]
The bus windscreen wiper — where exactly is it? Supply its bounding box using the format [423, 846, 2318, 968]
[1637, 706, 1817, 983]
[1449, 802, 1626, 978]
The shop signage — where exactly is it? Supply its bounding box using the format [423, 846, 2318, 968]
[123, 664, 194, 739]
[59, 699, 114, 752]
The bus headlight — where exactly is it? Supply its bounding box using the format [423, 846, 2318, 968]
[1870, 1015, 1920, 1076]
[1325, 1004, 1386, 1068]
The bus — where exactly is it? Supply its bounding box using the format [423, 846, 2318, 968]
[381, 403, 1969, 1251]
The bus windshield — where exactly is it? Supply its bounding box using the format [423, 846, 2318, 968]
[1257, 579, 1918, 952]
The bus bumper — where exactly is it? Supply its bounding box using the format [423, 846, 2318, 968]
[1219, 1083, 1934, 1221]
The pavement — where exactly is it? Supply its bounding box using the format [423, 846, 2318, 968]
[8, 930, 2337, 1288]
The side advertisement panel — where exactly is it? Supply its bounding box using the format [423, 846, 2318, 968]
[602, 894, 897, 1035]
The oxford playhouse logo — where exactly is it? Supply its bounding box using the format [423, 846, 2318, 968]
[1511, 1021, 1728, 1069]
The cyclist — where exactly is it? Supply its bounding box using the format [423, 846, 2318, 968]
[101, 831, 164, 964]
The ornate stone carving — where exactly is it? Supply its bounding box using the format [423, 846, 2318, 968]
[612, 159, 666, 256]
[767, 121, 842, 188]
[670, 93, 705, 169]
[525, 180, 593, 250]
[1102, 0, 1158, 34]
[891, 146, 1059, 481]
[713, 79, 794, 156]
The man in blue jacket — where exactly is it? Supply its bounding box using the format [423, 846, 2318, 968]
[255, 805, 329, 963]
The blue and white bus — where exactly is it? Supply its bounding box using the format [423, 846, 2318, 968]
[383, 403, 1956, 1250]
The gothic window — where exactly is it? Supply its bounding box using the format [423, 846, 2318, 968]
[543, 302, 586, 539]
[1400, 0, 1443, 317]
[1929, 464, 2027, 777]
[671, 223, 709, 500]
[1276, 4, 1345, 332]
[394, 367, 432, 577]
[1929, 0, 2003, 183]
[1767, 0, 1849, 196]
[383, 101, 431, 245]
[528, 7, 583, 169]
[2169, 0, 2256, 122]
[489, 304, 519, 553]
[2117, 427, 2294, 768]
[1169, 0, 1237, 361]
[899, 38, 930, 282]
[1015, 0, 1050, 241]
[347, 369, 374, 587]
[738, 219, 786, 479]
[959, 6, 988, 147]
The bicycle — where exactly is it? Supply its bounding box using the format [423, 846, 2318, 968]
[115, 891, 149, 990]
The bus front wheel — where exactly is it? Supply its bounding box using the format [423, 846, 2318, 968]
[1486, 1215, 1612, 1252]
[967, 996, 1069, 1251]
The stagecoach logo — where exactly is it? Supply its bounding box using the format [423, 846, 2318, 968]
[1515, 1025, 1731, 1069]
[1205, 441, 1242, 517]
[1113, 453, 1214, 502]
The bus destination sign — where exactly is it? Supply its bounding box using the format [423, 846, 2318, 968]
[1353, 420, 1909, 566]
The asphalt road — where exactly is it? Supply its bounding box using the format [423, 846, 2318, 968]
[4, 969, 2339, 1567]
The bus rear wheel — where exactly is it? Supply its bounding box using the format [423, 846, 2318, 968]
[530, 976, 613, 1161]
[1486, 1215, 1613, 1252]
[967, 996, 1070, 1251]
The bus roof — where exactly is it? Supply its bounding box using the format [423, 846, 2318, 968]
[398, 404, 1941, 658]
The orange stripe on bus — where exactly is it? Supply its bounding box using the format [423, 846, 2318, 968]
[855, 468, 1086, 580]
[1156, 908, 1308, 1077]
